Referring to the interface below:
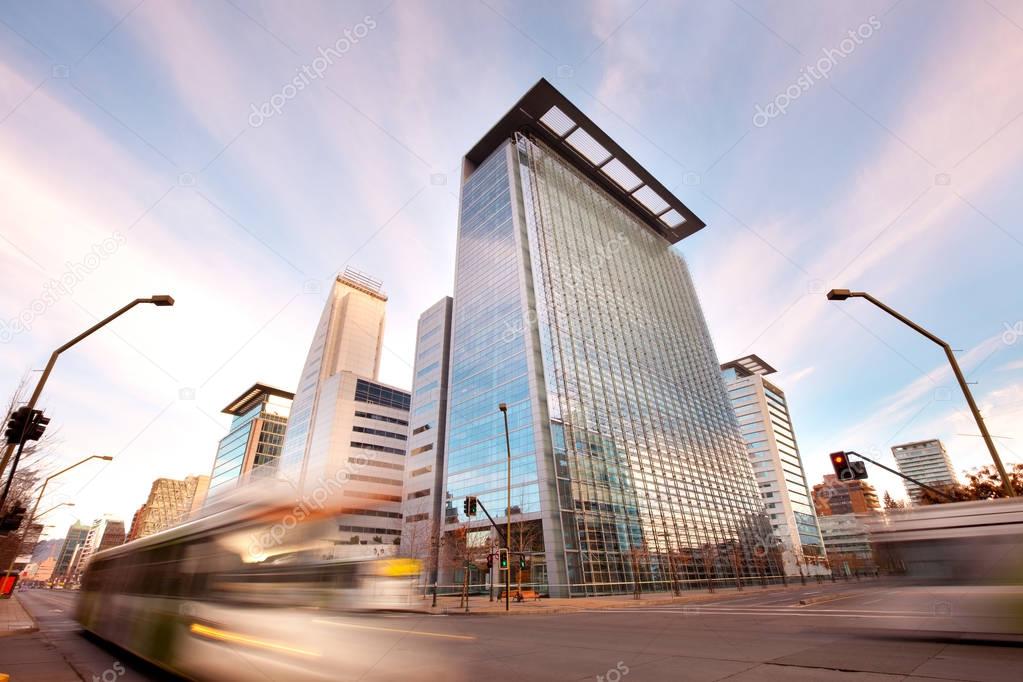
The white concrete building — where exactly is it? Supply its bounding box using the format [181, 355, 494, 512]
[891, 439, 957, 504]
[279, 270, 410, 551]
[400, 297, 452, 581]
[722, 355, 827, 576]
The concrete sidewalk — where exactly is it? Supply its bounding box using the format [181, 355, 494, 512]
[0, 594, 36, 636]
[427, 579, 856, 615]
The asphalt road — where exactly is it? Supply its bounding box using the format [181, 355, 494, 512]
[5, 582, 1023, 681]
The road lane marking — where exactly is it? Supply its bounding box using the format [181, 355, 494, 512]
[581, 608, 934, 619]
[312, 619, 476, 640]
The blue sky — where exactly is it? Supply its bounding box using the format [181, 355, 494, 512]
[2, 0, 1021, 536]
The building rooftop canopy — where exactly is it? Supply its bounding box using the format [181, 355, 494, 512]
[465, 78, 706, 244]
[721, 354, 778, 377]
[222, 382, 296, 415]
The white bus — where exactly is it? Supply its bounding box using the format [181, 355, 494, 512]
[76, 488, 421, 679]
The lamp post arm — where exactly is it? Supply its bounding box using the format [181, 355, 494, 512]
[850, 292, 1015, 498]
[855, 292, 947, 347]
[26, 299, 147, 410]
[1, 299, 149, 482]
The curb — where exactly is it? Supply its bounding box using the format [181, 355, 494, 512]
[433, 584, 799, 616]
[0, 594, 39, 637]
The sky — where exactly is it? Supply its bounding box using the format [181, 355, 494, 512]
[1, 0, 1022, 539]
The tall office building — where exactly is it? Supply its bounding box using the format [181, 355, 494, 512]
[721, 355, 826, 576]
[72, 517, 125, 580]
[279, 270, 411, 550]
[400, 297, 453, 579]
[812, 474, 881, 515]
[891, 439, 957, 504]
[206, 383, 294, 502]
[129, 475, 210, 540]
[439, 79, 779, 596]
[53, 521, 90, 582]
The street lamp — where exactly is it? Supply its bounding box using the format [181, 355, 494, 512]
[826, 289, 1015, 497]
[0, 296, 172, 507]
[35, 502, 74, 519]
[4, 456, 112, 578]
[498, 402, 511, 612]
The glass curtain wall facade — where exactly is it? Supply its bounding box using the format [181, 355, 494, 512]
[443, 87, 780, 596]
[443, 146, 545, 588]
[207, 385, 293, 500]
[53, 522, 90, 582]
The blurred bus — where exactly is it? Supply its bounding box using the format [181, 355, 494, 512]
[869, 497, 1023, 583]
[75, 486, 421, 679]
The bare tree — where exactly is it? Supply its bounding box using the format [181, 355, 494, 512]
[700, 543, 718, 593]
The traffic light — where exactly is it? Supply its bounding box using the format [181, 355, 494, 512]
[499, 548, 508, 569]
[518, 555, 526, 570]
[830, 451, 867, 481]
[26, 412, 49, 442]
[487, 554, 493, 569]
[462, 495, 478, 517]
[0, 505, 26, 533]
[4, 407, 30, 444]
[3, 407, 48, 445]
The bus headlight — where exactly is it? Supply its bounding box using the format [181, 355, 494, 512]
[377, 558, 421, 577]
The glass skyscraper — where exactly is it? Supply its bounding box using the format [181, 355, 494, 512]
[440, 79, 780, 596]
[206, 383, 293, 501]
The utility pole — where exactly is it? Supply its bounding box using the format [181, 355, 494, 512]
[499, 403, 511, 611]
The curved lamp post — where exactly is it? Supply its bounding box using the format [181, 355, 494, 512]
[0, 296, 172, 509]
[826, 289, 1015, 497]
[5, 456, 112, 578]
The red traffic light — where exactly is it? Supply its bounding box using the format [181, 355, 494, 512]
[831, 453, 845, 464]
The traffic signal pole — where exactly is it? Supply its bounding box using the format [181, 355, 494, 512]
[844, 450, 955, 502]
[0, 436, 31, 514]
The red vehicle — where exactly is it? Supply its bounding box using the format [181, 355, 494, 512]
[0, 570, 18, 598]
